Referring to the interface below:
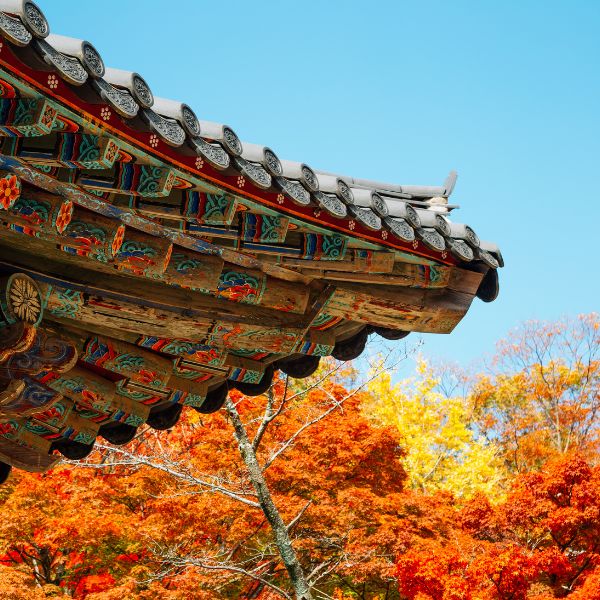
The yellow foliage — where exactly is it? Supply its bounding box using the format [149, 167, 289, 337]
[364, 358, 507, 500]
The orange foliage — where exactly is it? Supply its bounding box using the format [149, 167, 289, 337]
[472, 314, 600, 472]
[396, 454, 600, 599]
[0, 315, 596, 598]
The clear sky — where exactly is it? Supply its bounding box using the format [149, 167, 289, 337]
[42, 1, 600, 367]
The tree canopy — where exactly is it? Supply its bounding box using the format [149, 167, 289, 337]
[0, 314, 597, 599]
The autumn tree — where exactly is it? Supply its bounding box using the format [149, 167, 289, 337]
[0, 316, 598, 598]
[472, 313, 600, 472]
[395, 453, 600, 599]
[0, 348, 417, 598]
[365, 358, 506, 499]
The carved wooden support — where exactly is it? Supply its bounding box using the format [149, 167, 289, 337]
[163, 247, 223, 291]
[23, 396, 99, 446]
[0, 186, 73, 241]
[39, 366, 116, 413]
[56, 133, 120, 169]
[74, 331, 175, 388]
[136, 337, 227, 366]
[116, 378, 207, 411]
[113, 228, 173, 278]
[0, 328, 78, 380]
[55, 329, 208, 406]
[78, 163, 175, 198]
[0, 322, 37, 362]
[39, 367, 149, 428]
[0, 99, 57, 137]
[239, 212, 289, 244]
[205, 321, 302, 354]
[184, 189, 238, 225]
[60, 205, 125, 261]
[300, 233, 348, 261]
[214, 268, 309, 314]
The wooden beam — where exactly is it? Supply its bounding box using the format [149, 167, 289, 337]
[322, 281, 476, 333]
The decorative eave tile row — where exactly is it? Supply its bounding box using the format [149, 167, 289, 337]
[0, 0, 503, 273]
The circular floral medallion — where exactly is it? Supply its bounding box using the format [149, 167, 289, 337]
[5, 274, 42, 325]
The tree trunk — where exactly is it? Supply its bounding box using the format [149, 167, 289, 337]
[225, 398, 313, 600]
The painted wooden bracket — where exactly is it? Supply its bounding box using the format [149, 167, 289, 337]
[113, 228, 173, 278]
[79, 163, 175, 198]
[56, 133, 120, 169]
[239, 212, 289, 244]
[300, 233, 348, 260]
[40, 367, 149, 428]
[184, 189, 238, 225]
[0, 98, 57, 137]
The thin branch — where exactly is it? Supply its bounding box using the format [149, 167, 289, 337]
[74, 443, 261, 509]
[287, 500, 313, 533]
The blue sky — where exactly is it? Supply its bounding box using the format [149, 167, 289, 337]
[43, 1, 600, 367]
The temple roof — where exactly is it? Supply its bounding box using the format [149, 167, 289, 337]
[0, 0, 503, 478]
[0, 0, 502, 269]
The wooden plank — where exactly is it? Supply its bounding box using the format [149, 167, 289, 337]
[0, 436, 58, 472]
[308, 261, 452, 287]
[322, 282, 475, 333]
[113, 228, 173, 278]
[283, 249, 395, 273]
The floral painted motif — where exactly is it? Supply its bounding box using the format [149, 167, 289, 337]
[105, 140, 118, 163]
[54, 200, 73, 234]
[100, 106, 111, 121]
[111, 225, 125, 257]
[47, 74, 58, 89]
[7, 276, 41, 324]
[217, 271, 262, 304]
[0, 174, 20, 210]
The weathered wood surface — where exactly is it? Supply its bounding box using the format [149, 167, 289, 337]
[322, 282, 476, 333]
[0, 436, 58, 472]
[0, 236, 312, 323]
[283, 249, 395, 273]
